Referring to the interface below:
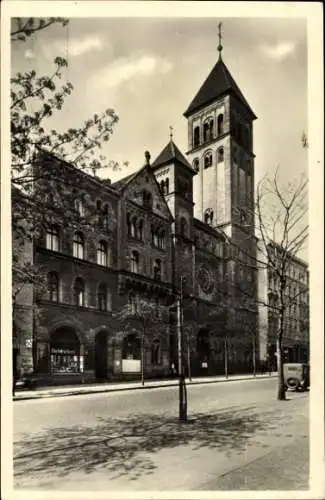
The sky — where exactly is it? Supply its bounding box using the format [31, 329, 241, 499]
[11, 16, 308, 184]
[10, 12, 310, 260]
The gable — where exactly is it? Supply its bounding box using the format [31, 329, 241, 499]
[123, 166, 172, 221]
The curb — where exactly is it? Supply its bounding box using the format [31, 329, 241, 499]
[13, 374, 277, 402]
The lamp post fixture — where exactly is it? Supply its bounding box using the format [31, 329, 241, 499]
[177, 275, 187, 421]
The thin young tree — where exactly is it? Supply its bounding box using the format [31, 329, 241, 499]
[114, 295, 170, 386]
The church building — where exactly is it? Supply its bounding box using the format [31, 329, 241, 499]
[12, 31, 307, 385]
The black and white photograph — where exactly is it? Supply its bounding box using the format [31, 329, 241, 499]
[1, 1, 324, 498]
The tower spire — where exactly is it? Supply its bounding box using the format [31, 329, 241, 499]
[217, 22, 223, 60]
[169, 125, 173, 142]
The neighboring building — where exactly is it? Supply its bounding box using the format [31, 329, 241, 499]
[12, 37, 309, 384]
[257, 243, 310, 370]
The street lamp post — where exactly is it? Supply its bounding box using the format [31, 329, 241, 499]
[177, 276, 187, 421]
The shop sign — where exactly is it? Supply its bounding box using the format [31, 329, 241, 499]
[51, 348, 76, 355]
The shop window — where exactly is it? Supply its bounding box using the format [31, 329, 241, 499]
[131, 250, 139, 273]
[97, 240, 108, 266]
[204, 152, 213, 169]
[193, 126, 200, 147]
[122, 333, 140, 359]
[47, 271, 59, 302]
[217, 114, 224, 135]
[74, 278, 85, 307]
[217, 147, 224, 163]
[73, 231, 84, 259]
[97, 283, 107, 311]
[151, 339, 161, 365]
[50, 328, 81, 374]
[46, 225, 60, 251]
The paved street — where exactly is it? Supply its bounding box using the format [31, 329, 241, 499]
[14, 378, 309, 491]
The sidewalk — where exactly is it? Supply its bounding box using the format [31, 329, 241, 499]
[13, 372, 277, 401]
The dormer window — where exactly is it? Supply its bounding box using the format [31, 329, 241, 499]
[204, 152, 213, 169]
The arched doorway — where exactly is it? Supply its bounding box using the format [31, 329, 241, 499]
[122, 334, 141, 373]
[196, 329, 210, 374]
[50, 327, 81, 374]
[95, 330, 108, 379]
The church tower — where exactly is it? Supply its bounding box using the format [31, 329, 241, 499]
[184, 24, 257, 244]
[151, 131, 195, 294]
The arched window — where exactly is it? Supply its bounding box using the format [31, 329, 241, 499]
[209, 119, 214, 139]
[217, 114, 224, 135]
[193, 158, 200, 173]
[48, 272, 59, 302]
[204, 208, 214, 225]
[74, 198, 85, 217]
[131, 216, 136, 238]
[131, 250, 139, 273]
[180, 217, 188, 237]
[126, 213, 131, 236]
[97, 240, 108, 266]
[203, 122, 210, 143]
[46, 225, 60, 251]
[165, 178, 169, 194]
[142, 190, 152, 208]
[74, 278, 85, 307]
[151, 339, 161, 365]
[204, 152, 213, 169]
[217, 147, 224, 163]
[160, 180, 165, 194]
[73, 231, 84, 259]
[102, 203, 110, 230]
[137, 220, 144, 241]
[159, 230, 166, 250]
[97, 283, 107, 311]
[153, 259, 162, 281]
[128, 292, 137, 315]
[96, 199, 102, 211]
[193, 126, 200, 147]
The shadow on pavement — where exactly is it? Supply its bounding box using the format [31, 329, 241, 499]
[13, 405, 292, 483]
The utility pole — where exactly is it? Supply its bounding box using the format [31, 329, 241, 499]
[177, 275, 187, 421]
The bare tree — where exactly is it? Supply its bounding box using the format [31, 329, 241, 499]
[256, 170, 308, 399]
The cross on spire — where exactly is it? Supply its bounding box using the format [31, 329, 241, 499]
[169, 125, 173, 141]
[217, 22, 223, 59]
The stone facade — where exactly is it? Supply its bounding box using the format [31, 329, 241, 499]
[12, 50, 309, 384]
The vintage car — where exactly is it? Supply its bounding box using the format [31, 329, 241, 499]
[283, 363, 310, 391]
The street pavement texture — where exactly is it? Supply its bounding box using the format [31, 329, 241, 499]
[14, 378, 309, 491]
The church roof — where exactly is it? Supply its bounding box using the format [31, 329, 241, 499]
[151, 140, 193, 173]
[111, 171, 139, 191]
[184, 58, 256, 119]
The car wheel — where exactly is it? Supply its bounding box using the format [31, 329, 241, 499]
[287, 377, 300, 391]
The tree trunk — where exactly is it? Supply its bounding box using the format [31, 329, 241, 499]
[276, 337, 286, 400]
[141, 334, 144, 386]
[187, 333, 192, 382]
[252, 335, 256, 377]
[224, 337, 228, 379]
